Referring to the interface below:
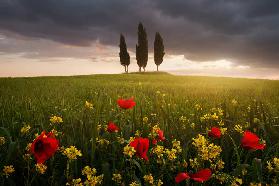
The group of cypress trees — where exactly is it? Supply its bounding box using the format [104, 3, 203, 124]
[119, 22, 165, 73]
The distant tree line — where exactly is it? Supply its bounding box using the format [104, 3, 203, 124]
[119, 22, 165, 73]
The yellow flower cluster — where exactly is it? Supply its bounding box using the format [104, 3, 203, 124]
[2, 165, 15, 177]
[96, 137, 110, 146]
[63, 146, 82, 160]
[192, 134, 222, 161]
[165, 148, 177, 161]
[112, 173, 122, 184]
[50, 115, 63, 124]
[123, 145, 136, 158]
[85, 101, 93, 110]
[267, 157, 279, 173]
[172, 139, 182, 153]
[195, 104, 202, 111]
[232, 99, 238, 106]
[210, 159, 225, 171]
[66, 178, 83, 186]
[0, 136, 5, 145]
[152, 145, 164, 159]
[129, 181, 140, 186]
[179, 116, 187, 123]
[234, 124, 244, 134]
[189, 158, 200, 169]
[143, 173, 154, 185]
[82, 166, 104, 186]
[20, 124, 31, 134]
[35, 163, 47, 174]
[143, 116, 149, 123]
[231, 177, 243, 186]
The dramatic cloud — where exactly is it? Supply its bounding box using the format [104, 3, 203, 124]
[0, 0, 279, 68]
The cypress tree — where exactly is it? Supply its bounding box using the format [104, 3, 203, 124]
[136, 22, 148, 72]
[154, 32, 165, 71]
[119, 34, 130, 73]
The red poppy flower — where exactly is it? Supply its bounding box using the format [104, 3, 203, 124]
[107, 122, 119, 133]
[241, 131, 266, 150]
[157, 130, 166, 141]
[189, 168, 212, 183]
[130, 137, 149, 161]
[117, 98, 136, 109]
[175, 172, 190, 183]
[152, 130, 166, 145]
[30, 131, 59, 163]
[208, 127, 221, 139]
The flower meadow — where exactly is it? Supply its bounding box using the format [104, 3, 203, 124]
[0, 73, 279, 185]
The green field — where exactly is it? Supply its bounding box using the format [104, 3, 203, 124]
[0, 73, 279, 185]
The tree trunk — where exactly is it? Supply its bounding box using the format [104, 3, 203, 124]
[127, 66, 129, 73]
[143, 67, 146, 72]
[124, 65, 127, 73]
[157, 65, 159, 71]
[139, 67, 141, 72]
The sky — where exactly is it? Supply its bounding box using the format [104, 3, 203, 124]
[0, 0, 279, 79]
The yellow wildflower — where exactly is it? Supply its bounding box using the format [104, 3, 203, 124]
[116, 137, 125, 144]
[220, 127, 227, 135]
[249, 183, 263, 186]
[234, 125, 244, 134]
[50, 115, 63, 124]
[157, 179, 163, 186]
[63, 146, 82, 160]
[232, 99, 238, 106]
[129, 181, 140, 186]
[143, 116, 149, 123]
[2, 165, 15, 177]
[96, 138, 110, 146]
[231, 177, 243, 186]
[0, 136, 5, 146]
[143, 174, 154, 185]
[84, 174, 103, 186]
[123, 145, 136, 158]
[66, 178, 83, 186]
[112, 173, 122, 184]
[152, 145, 164, 158]
[20, 124, 31, 134]
[135, 130, 141, 137]
[165, 148, 177, 161]
[179, 116, 187, 123]
[82, 166, 97, 180]
[195, 104, 202, 111]
[172, 139, 182, 153]
[192, 134, 222, 161]
[35, 163, 47, 174]
[85, 101, 93, 110]
[189, 158, 200, 169]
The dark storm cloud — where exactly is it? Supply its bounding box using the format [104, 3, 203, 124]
[0, 0, 278, 67]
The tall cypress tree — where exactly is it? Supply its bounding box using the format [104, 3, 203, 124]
[119, 34, 130, 73]
[136, 22, 148, 72]
[154, 32, 165, 71]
